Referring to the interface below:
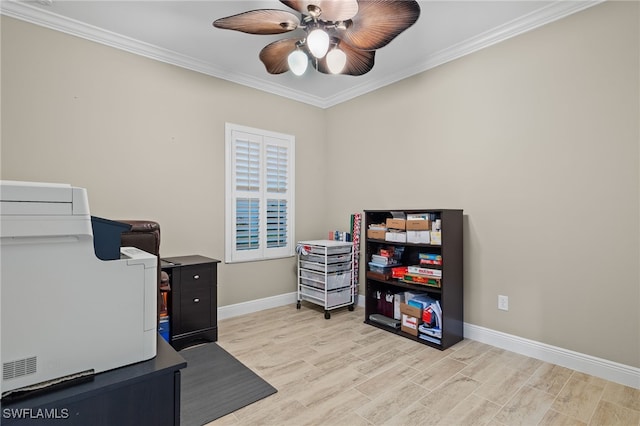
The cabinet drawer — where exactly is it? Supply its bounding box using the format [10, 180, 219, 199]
[179, 288, 212, 333]
[299, 260, 351, 273]
[300, 286, 352, 308]
[179, 264, 213, 289]
[300, 253, 352, 264]
[300, 269, 351, 290]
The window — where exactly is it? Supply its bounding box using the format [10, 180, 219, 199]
[225, 123, 295, 263]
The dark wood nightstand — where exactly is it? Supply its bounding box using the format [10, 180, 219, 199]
[161, 255, 220, 350]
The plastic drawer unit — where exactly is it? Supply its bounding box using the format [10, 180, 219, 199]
[296, 240, 355, 319]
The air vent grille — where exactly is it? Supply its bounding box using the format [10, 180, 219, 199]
[3, 356, 37, 380]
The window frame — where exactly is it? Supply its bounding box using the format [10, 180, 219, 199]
[224, 123, 295, 263]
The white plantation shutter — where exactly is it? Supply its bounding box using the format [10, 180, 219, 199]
[234, 139, 260, 253]
[266, 145, 288, 193]
[225, 123, 295, 262]
[265, 144, 288, 249]
[236, 198, 259, 251]
[235, 139, 260, 191]
[266, 199, 287, 248]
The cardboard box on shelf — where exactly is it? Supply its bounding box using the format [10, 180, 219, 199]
[367, 229, 386, 240]
[400, 302, 422, 336]
[407, 230, 430, 244]
[386, 218, 406, 230]
[406, 219, 431, 231]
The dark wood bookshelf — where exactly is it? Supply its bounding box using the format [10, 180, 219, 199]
[364, 209, 463, 350]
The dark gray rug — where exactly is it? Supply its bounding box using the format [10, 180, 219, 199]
[180, 343, 277, 426]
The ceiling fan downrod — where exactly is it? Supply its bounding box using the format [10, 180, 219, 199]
[307, 4, 322, 19]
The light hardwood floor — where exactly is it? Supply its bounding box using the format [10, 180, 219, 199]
[207, 304, 640, 426]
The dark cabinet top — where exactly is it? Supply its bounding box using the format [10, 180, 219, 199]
[161, 255, 220, 268]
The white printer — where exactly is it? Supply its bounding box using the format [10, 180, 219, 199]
[0, 180, 157, 396]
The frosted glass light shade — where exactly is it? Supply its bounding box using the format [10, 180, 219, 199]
[307, 29, 330, 58]
[326, 48, 347, 74]
[287, 50, 308, 76]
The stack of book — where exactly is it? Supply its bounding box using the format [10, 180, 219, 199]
[401, 265, 442, 287]
[371, 254, 399, 266]
[419, 253, 442, 265]
[367, 246, 402, 280]
[392, 266, 408, 279]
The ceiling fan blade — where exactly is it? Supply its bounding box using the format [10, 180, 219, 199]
[281, 0, 359, 22]
[317, 42, 375, 76]
[213, 9, 300, 35]
[259, 38, 300, 74]
[340, 0, 420, 50]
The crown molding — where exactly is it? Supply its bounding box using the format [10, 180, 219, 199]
[1, 0, 603, 109]
[320, 0, 604, 108]
[0, 0, 332, 107]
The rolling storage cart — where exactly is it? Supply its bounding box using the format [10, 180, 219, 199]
[296, 240, 355, 319]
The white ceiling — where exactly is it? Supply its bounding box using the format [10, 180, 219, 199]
[2, 0, 601, 108]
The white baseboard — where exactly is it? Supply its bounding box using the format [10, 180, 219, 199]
[218, 291, 366, 321]
[218, 292, 298, 321]
[217, 294, 639, 389]
[464, 323, 640, 390]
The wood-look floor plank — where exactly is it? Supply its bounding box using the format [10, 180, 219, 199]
[201, 305, 638, 426]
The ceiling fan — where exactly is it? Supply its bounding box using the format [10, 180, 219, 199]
[213, 0, 421, 77]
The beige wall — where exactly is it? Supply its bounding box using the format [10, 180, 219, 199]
[0, 16, 327, 308]
[2, 1, 639, 368]
[325, 1, 639, 368]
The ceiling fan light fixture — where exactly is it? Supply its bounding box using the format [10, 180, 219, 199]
[287, 49, 308, 76]
[307, 28, 330, 58]
[213, 0, 420, 77]
[326, 47, 347, 74]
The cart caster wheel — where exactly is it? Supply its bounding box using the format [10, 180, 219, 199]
[348, 304, 355, 311]
[296, 301, 301, 309]
[324, 311, 331, 320]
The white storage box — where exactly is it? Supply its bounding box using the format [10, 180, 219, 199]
[301, 269, 351, 290]
[407, 230, 430, 244]
[385, 232, 407, 243]
[300, 286, 352, 308]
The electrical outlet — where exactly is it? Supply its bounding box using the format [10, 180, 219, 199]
[498, 295, 509, 311]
